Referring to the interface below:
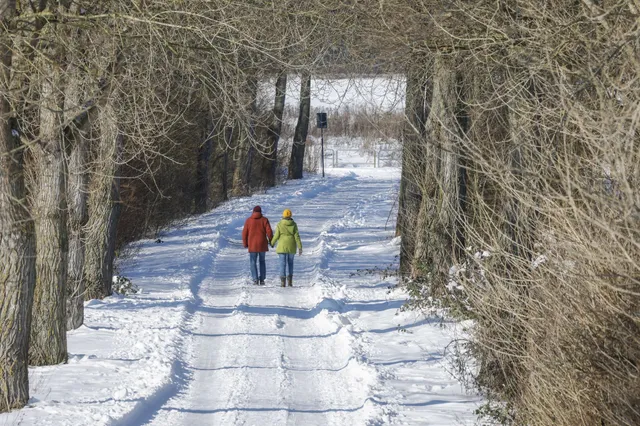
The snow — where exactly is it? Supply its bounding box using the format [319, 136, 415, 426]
[306, 136, 401, 171]
[1, 161, 480, 425]
[532, 255, 547, 269]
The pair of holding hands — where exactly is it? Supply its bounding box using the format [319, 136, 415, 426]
[269, 242, 302, 256]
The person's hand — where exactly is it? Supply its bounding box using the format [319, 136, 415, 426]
[298, 248, 302, 256]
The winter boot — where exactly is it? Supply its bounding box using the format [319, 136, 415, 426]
[280, 277, 286, 287]
[260, 280, 265, 286]
[287, 275, 293, 287]
[253, 279, 259, 285]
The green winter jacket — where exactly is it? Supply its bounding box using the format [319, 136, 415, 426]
[271, 218, 302, 254]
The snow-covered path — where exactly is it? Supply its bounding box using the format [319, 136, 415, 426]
[0, 168, 480, 426]
[144, 175, 394, 426]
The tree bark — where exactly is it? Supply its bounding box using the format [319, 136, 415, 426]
[221, 126, 232, 201]
[29, 60, 69, 366]
[397, 64, 431, 276]
[232, 77, 258, 195]
[0, 0, 37, 411]
[64, 60, 91, 330]
[245, 90, 257, 186]
[288, 73, 311, 180]
[84, 102, 123, 300]
[105, 151, 122, 296]
[455, 72, 470, 260]
[231, 134, 248, 196]
[264, 72, 287, 187]
[194, 119, 214, 214]
[65, 126, 89, 330]
[411, 54, 459, 286]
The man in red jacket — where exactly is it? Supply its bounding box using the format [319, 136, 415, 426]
[242, 206, 273, 285]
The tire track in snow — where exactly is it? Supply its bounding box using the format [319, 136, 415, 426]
[292, 179, 397, 425]
[185, 176, 357, 426]
[219, 177, 395, 426]
[190, 179, 359, 426]
[142, 175, 352, 425]
[110, 214, 247, 426]
[139, 176, 397, 426]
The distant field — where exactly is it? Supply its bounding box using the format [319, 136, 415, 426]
[259, 75, 406, 113]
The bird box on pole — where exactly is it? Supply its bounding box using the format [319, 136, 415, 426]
[316, 112, 327, 129]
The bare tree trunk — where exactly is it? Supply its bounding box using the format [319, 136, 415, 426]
[84, 102, 123, 300]
[232, 77, 258, 195]
[244, 81, 258, 186]
[288, 73, 311, 180]
[0, 0, 36, 410]
[105, 152, 122, 296]
[231, 132, 247, 196]
[194, 118, 214, 214]
[503, 81, 536, 259]
[221, 126, 232, 201]
[29, 63, 69, 366]
[65, 127, 89, 330]
[397, 64, 431, 276]
[264, 72, 287, 187]
[411, 54, 459, 286]
[64, 60, 91, 330]
[455, 72, 470, 260]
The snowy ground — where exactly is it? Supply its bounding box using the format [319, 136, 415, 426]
[1, 166, 481, 426]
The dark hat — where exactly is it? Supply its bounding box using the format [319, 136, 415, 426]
[253, 206, 262, 213]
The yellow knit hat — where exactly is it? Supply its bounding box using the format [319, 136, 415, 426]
[282, 209, 292, 218]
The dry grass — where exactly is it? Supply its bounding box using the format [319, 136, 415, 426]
[395, 1, 640, 424]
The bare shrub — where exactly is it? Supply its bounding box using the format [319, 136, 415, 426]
[390, 1, 640, 424]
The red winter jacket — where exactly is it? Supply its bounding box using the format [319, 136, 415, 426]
[242, 212, 273, 253]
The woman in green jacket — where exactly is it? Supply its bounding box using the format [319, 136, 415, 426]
[271, 208, 302, 287]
